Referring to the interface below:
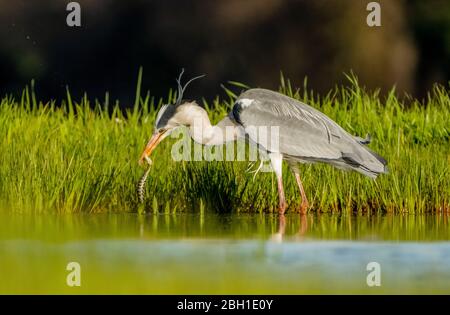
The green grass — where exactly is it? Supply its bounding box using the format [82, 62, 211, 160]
[0, 71, 449, 214]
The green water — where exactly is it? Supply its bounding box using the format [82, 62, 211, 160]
[1, 213, 449, 294]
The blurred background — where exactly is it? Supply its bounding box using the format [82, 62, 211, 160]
[0, 0, 449, 105]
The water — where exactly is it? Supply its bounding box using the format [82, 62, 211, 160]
[0, 213, 449, 294]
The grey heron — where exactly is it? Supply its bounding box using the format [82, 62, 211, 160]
[139, 73, 387, 214]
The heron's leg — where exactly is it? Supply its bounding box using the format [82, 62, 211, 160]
[269, 152, 287, 214]
[294, 171, 309, 214]
[277, 176, 287, 214]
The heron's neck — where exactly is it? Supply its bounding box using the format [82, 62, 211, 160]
[187, 108, 239, 145]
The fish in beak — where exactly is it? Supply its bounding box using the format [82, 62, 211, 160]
[139, 130, 168, 166]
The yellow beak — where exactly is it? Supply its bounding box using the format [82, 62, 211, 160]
[138, 130, 167, 166]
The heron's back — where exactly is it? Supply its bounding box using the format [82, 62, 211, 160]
[232, 88, 387, 178]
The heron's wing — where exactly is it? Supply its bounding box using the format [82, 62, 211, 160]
[231, 88, 357, 159]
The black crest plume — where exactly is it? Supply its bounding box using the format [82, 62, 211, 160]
[175, 68, 205, 105]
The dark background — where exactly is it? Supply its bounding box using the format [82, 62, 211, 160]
[0, 0, 449, 105]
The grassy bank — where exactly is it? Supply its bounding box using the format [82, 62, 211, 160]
[0, 73, 449, 214]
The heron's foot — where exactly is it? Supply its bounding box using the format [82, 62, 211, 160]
[298, 200, 309, 214]
[278, 202, 287, 215]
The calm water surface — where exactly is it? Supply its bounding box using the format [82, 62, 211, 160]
[0, 212, 449, 294]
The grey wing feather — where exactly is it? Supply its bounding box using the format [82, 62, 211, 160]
[231, 88, 387, 177]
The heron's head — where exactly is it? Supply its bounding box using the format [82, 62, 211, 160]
[139, 70, 204, 165]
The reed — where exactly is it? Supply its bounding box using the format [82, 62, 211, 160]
[0, 71, 448, 213]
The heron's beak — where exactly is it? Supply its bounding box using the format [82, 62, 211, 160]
[139, 130, 168, 166]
